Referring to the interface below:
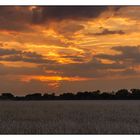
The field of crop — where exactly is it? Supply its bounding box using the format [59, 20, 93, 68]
[0, 100, 140, 134]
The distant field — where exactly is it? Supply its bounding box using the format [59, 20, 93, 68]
[0, 100, 140, 134]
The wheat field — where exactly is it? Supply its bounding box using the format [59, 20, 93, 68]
[0, 100, 140, 134]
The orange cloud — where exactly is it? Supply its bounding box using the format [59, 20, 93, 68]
[20, 75, 93, 82]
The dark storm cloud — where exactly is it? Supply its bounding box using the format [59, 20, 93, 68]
[0, 63, 46, 75]
[32, 6, 109, 23]
[96, 46, 140, 64]
[2, 55, 55, 64]
[0, 48, 56, 64]
[43, 57, 126, 78]
[93, 28, 125, 36]
[0, 48, 21, 56]
[0, 7, 33, 32]
[0, 6, 125, 33]
[0, 6, 122, 33]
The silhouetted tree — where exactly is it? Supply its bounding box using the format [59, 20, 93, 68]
[1, 93, 14, 100]
[60, 93, 75, 100]
[25, 93, 42, 100]
[116, 89, 130, 99]
[43, 93, 56, 100]
[75, 91, 101, 100]
[90, 90, 101, 99]
[100, 92, 114, 99]
[43, 93, 50, 100]
[1, 89, 140, 101]
[15, 96, 25, 101]
[76, 92, 86, 100]
[130, 89, 140, 99]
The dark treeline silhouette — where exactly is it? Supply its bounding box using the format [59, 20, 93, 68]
[0, 89, 140, 101]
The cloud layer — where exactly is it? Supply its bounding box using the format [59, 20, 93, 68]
[0, 6, 140, 95]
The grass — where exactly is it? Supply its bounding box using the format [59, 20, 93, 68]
[0, 100, 139, 134]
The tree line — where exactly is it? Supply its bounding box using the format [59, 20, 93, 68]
[0, 89, 140, 100]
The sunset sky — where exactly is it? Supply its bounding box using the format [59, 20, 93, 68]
[0, 6, 140, 95]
